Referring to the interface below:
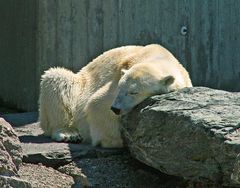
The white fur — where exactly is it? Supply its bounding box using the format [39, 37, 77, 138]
[39, 44, 192, 148]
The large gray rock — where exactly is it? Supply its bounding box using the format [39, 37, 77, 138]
[122, 87, 240, 186]
[0, 118, 31, 187]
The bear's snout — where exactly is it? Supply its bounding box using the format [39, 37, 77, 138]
[111, 106, 121, 115]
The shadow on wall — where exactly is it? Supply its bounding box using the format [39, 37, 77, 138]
[0, 112, 38, 127]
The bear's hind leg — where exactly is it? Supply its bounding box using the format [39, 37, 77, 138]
[52, 127, 83, 143]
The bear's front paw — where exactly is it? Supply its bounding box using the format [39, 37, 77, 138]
[52, 128, 83, 143]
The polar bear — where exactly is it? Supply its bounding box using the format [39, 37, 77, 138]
[39, 44, 192, 148]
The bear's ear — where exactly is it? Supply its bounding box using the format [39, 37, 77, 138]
[162, 75, 175, 85]
[121, 69, 128, 76]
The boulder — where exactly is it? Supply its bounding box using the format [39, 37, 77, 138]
[0, 118, 31, 187]
[122, 87, 240, 186]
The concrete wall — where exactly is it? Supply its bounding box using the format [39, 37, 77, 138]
[0, 0, 37, 110]
[0, 0, 240, 111]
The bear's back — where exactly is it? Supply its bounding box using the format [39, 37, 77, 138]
[79, 44, 172, 80]
[77, 44, 188, 91]
[78, 46, 143, 89]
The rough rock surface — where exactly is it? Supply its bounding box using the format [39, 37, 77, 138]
[0, 175, 31, 188]
[122, 87, 240, 186]
[19, 163, 74, 188]
[0, 118, 31, 187]
[0, 118, 22, 175]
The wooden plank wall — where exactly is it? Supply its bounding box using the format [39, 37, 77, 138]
[0, 0, 239, 111]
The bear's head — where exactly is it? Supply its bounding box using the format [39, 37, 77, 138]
[111, 63, 175, 115]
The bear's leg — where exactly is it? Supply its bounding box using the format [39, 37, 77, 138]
[89, 126, 102, 147]
[51, 127, 83, 143]
[86, 82, 123, 148]
[100, 134, 123, 148]
[40, 97, 83, 143]
[39, 103, 51, 136]
[88, 119, 123, 148]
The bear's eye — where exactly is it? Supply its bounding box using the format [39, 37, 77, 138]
[129, 92, 139, 95]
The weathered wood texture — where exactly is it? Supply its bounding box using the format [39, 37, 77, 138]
[0, 0, 239, 111]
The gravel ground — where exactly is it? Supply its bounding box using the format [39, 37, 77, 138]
[19, 163, 74, 188]
[59, 155, 187, 188]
